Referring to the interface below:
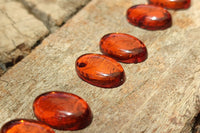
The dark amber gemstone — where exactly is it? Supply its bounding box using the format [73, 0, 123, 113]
[76, 53, 125, 88]
[33, 91, 93, 131]
[1, 119, 55, 133]
[148, 0, 190, 10]
[100, 33, 148, 63]
[127, 4, 172, 30]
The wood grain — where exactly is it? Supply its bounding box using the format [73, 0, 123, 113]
[0, 0, 200, 132]
[20, 0, 91, 32]
[0, 0, 48, 63]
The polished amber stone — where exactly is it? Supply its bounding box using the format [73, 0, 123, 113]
[148, 0, 190, 10]
[127, 4, 172, 30]
[100, 33, 147, 63]
[33, 91, 93, 131]
[1, 119, 55, 133]
[76, 53, 125, 88]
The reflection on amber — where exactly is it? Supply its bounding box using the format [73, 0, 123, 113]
[33, 91, 93, 131]
[1, 119, 55, 133]
[20, 120, 24, 123]
[127, 4, 172, 30]
[76, 53, 125, 88]
[100, 33, 148, 63]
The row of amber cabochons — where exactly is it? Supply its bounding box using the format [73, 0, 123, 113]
[76, 0, 191, 88]
[1, 0, 191, 132]
[1, 91, 93, 132]
[1, 30, 148, 133]
[76, 33, 148, 88]
[1, 22, 149, 133]
[0, 4, 149, 133]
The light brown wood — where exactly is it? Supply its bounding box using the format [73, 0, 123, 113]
[0, 0, 200, 132]
[20, 0, 91, 32]
[0, 0, 91, 75]
[0, 0, 49, 63]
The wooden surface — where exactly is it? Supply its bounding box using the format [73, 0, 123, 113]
[0, 0, 91, 75]
[20, 0, 91, 31]
[0, 0, 48, 64]
[0, 0, 200, 132]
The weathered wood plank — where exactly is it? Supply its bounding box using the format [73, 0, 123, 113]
[20, 0, 91, 32]
[0, 0, 200, 132]
[0, 0, 49, 63]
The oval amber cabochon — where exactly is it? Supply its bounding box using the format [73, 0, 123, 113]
[100, 33, 148, 63]
[1, 119, 55, 133]
[127, 4, 172, 30]
[76, 53, 125, 88]
[33, 91, 93, 131]
[148, 0, 191, 10]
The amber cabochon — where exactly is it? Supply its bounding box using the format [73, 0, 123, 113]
[148, 0, 191, 10]
[127, 4, 172, 30]
[76, 53, 125, 88]
[1, 119, 55, 133]
[100, 33, 148, 63]
[33, 91, 93, 131]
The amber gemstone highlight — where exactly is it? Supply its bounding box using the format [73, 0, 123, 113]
[76, 53, 125, 88]
[1, 119, 55, 133]
[100, 33, 147, 63]
[33, 91, 93, 131]
[148, 0, 190, 10]
[127, 4, 172, 30]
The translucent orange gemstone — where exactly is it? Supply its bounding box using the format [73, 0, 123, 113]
[127, 4, 172, 30]
[100, 33, 148, 63]
[1, 119, 55, 133]
[76, 53, 125, 88]
[33, 91, 93, 131]
[148, 0, 190, 10]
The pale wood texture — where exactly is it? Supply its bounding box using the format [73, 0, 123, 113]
[20, 0, 91, 32]
[0, 0, 200, 132]
[0, 0, 49, 63]
[0, 0, 91, 75]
